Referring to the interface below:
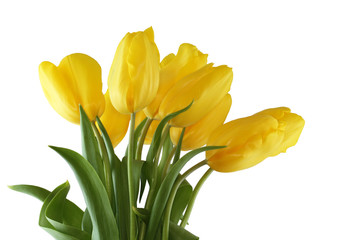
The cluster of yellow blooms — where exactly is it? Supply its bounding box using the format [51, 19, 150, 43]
[39, 26, 304, 173]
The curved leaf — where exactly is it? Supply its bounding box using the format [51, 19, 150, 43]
[49, 146, 119, 240]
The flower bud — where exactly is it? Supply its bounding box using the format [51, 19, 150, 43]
[108, 27, 160, 114]
[170, 94, 231, 150]
[39, 53, 105, 124]
[206, 107, 305, 172]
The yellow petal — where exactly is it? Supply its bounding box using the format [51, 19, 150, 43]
[144, 43, 208, 118]
[206, 107, 305, 172]
[170, 94, 232, 150]
[39, 53, 105, 124]
[108, 27, 160, 114]
[100, 91, 130, 147]
[158, 64, 233, 127]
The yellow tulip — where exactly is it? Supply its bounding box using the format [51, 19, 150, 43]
[108, 27, 160, 114]
[170, 94, 232, 150]
[206, 107, 305, 172]
[39, 53, 105, 124]
[144, 43, 208, 118]
[158, 64, 233, 127]
[100, 91, 130, 147]
[135, 111, 160, 144]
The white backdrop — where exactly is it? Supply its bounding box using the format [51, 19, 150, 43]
[1, 0, 360, 239]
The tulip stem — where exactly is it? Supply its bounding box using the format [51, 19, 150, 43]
[91, 121, 114, 209]
[146, 124, 171, 207]
[161, 145, 177, 180]
[128, 113, 136, 240]
[162, 160, 208, 240]
[136, 118, 153, 160]
[180, 167, 213, 228]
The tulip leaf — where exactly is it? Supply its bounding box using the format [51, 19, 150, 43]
[49, 146, 119, 240]
[170, 180, 192, 224]
[44, 182, 91, 240]
[144, 145, 224, 240]
[79, 105, 105, 184]
[9, 184, 84, 228]
[169, 222, 199, 240]
[140, 102, 193, 201]
[9, 184, 51, 202]
[118, 157, 130, 240]
[96, 117, 122, 214]
[173, 128, 185, 165]
[96, 117, 129, 239]
[81, 209, 92, 234]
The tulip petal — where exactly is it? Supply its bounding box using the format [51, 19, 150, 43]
[206, 107, 305, 172]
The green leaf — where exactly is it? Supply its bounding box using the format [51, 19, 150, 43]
[79, 105, 104, 183]
[9, 184, 50, 202]
[49, 146, 119, 240]
[81, 209, 92, 234]
[170, 180, 192, 224]
[169, 222, 199, 240]
[117, 157, 130, 240]
[140, 102, 193, 201]
[173, 128, 185, 164]
[9, 184, 84, 228]
[44, 182, 91, 240]
[145, 145, 224, 240]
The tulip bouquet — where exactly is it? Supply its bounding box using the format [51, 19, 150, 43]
[10, 27, 305, 240]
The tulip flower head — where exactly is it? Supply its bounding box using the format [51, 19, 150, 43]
[144, 43, 208, 119]
[206, 107, 305, 172]
[170, 94, 232, 150]
[39, 53, 105, 124]
[108, 27, 160, 114]
[158, 64, 233, 127]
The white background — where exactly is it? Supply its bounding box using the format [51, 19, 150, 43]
[1, 0, 360, 239]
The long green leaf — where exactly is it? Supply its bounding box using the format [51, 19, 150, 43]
[145, 145, 225, 240]
[9, 184, 84, 228]
[45, 182, 91, 240]
[96, 116, 129, 240]
[79, 105, 105, 184]
[49, 146, 119, 240]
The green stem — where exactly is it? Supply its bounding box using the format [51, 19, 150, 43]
[162, 160, 208, 240]
[161, 145, 177, 180]
[136, 118, 153, 160]
[91, 122, 113, 206]
[180, 167, 213, 228]
[145, 124, 171, 209]
[128, 113, 136, 240]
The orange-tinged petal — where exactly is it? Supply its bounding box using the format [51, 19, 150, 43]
[100, 91, 130, 147]
[39, 53, 105, 124]
[170, 94, 232, 150]
[206, 107, 305, 172]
